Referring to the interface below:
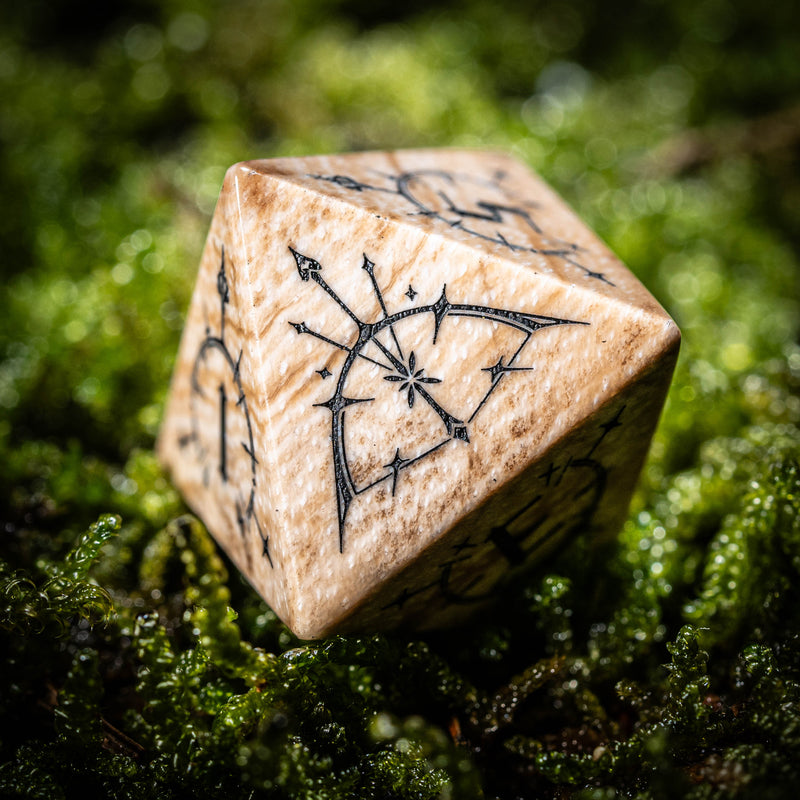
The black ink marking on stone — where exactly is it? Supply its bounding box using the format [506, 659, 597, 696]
[307, 173, 391, 193]
[291, 246, 588, 552]
[383, 406, 625, 611]
[241, 441, 258, 465]
[384, 350, 442, 409]
[381, 536, 487, 610]
[486, 493, 543, 566]
[452, 537, 478, 556]
[488, 525, 527, 565]
[587, 404, 625, 457]
[188, 245, 272, 567]
[317, 366, 332, 379]
[218, 383, 228, 482]
[234, 493, 251, 571]
[288, 320, 391, 371]
[362, 252, 404, 361]
[437, 562, 492, 605]
[554, 456, 573, 487]
[405, 284, 418, 301]
[452, 424, 470, 443]
[382, 586, 417, 610]
[384, 448, 409, 497]
[217, 246, 230, 342]
[309, 169, 616, 286]
[482, 355, 535, 383]
[251, 501, 273, 568]
[539, 462, 558, 486]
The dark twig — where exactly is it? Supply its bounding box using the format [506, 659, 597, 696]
[647, 104, 800, 176]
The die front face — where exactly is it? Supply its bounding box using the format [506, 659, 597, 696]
[158, 150, 680, 639]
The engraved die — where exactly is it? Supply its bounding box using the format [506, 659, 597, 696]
[158, 149, 680, 639]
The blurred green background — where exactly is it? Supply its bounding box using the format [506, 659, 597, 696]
[1, 1, 799, 798]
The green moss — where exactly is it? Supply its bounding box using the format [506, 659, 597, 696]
[1, 514, 120, 636]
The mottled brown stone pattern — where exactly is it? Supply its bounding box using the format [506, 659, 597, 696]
[157, 149, 680, 639]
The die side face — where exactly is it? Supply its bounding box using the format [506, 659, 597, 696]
[158, 150, 680, 639]
[157, 185, 285, 619]
[334, 352, 677, 635]
[244, 150, 669, 320]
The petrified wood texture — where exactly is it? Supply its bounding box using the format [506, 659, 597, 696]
[157, 149, 680, 639]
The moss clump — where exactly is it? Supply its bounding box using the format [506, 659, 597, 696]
[1, 0, 799, 796]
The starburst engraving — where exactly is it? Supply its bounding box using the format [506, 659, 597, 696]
[383, 351, 442, 408]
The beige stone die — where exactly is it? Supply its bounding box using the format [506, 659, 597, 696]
[157, 149, 680, 639]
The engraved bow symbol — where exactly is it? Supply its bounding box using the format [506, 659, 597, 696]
[288, 246, 588, 552]
[383, 350, 441, 408]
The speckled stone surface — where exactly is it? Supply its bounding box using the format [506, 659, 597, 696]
[157, 149, 680, 639]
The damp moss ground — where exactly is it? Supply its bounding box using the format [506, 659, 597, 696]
[1, 2, 800, 798]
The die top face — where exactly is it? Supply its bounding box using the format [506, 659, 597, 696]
[242, 150, 669, 318]
[158, 149, 680, 639]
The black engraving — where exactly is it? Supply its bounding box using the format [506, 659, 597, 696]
[539, 462, 558, 486]
[309, 168, 615, 285]
[384, 350, 444, 410]
[289, 246, 588, 552]
[381, 534, 490, 610]
[482, 355, 535, 383]
[218, 383, 228, 482]
[383, 407, 623, 611]
[489, 524, 530, 564]
[384, 448, 408, 497]
[187, 245, 272, 568]
[587, 404, 625, 457]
